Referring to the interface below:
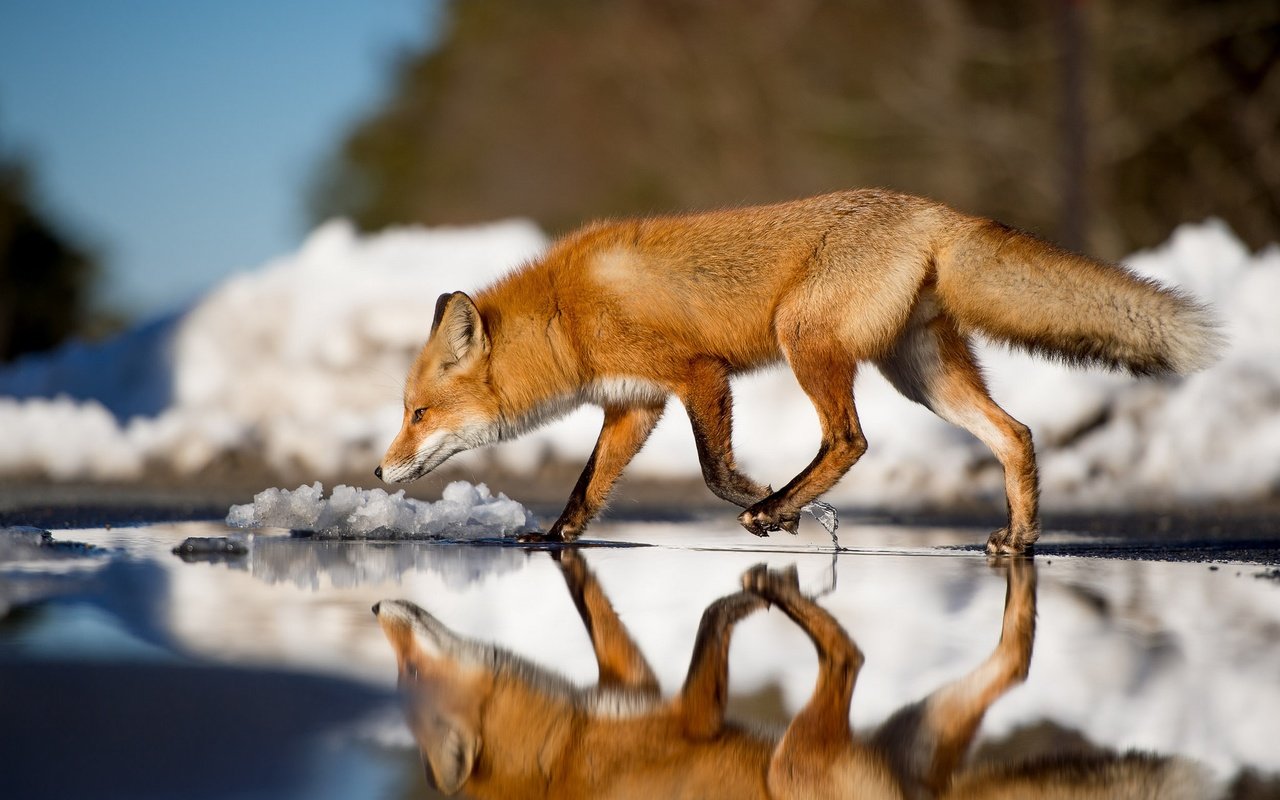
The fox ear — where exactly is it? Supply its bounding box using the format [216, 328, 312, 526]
[432, 292, 488, 366]
[430, 293, 452, 336]
[422, 724, 480, 795]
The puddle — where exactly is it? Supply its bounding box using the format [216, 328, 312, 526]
[2, 519, 1279, 798]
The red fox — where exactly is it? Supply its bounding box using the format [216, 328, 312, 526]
[374, 552, 1209, 798]
[376, 191, 1221, 552]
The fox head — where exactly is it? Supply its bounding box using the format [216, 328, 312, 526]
[374, 596, 587, 796]
[373, 599, 490, 795]
[377, 292, 501, 483]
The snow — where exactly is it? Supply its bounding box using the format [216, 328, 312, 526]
[0, 218, 548, 481]
[226, 480, 538, 539]
[0, 215, 1276, 508]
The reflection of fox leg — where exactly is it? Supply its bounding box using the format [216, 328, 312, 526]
[743, 564, 893, 798]
[742, 564, 860, 752]
[877, 314, 1040, 555]
[556, 549, 660, 694]
[676, 588, 768, 738]
[873, 557, 1037, 796]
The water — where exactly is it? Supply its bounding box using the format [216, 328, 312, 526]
[3, 518, 1279, 799]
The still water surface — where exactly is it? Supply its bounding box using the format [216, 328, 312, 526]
[2, 519, 1278, 798]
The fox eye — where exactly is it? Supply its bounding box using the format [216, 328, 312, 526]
[412, 408, 427, 424]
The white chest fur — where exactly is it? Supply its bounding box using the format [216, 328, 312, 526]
[499, 376, 669, 441]
[583, 376, 668, 407]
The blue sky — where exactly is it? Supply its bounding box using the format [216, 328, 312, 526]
[0, 0, 438, 317]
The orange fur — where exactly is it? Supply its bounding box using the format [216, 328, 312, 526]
[378, 191, 1220, 552]
[374, 554, 1207, 799]
[374, 552, 774, 799]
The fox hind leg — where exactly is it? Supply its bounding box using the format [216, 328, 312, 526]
[743, 564, 894, 798]
[741, 564, 859, 752]
[870, 557, 1037, 795]
[740, 342, 865, 537]
[876, 315, 1040, 554]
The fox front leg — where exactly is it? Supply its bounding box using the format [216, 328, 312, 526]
[522, 403, 664, 542]
[678, 360, 773, 514]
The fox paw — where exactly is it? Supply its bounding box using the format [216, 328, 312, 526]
[985, 523, 1040, 556]
[526, 517, 587, 544]
[516, 530, 562, 544]
[741, 563, 801, 602]
[738, 506, 801, 537]
[517, 523, 583, 544]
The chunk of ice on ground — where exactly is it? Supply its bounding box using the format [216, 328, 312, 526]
[226, 481, 539, 539]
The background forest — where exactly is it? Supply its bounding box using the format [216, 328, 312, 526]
[4, 0, 1279, 363]
[313, 0, 1280, 259]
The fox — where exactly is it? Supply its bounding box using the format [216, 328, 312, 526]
[373, 551, 1210, 799]
[376, 190, 1221, 553]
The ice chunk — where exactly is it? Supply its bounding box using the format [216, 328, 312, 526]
[803, 501, 843, 550]
[226, 481, 539, 540]
[225, 503, 255, 528]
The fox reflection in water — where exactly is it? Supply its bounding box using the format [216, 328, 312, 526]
[373, 553, 1207, 799]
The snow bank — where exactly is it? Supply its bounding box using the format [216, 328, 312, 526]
[226, 481, 538, 539]
[0, 216, 1276, 508]
[0, 218, 548, 481]
[0, 313, 177, 418]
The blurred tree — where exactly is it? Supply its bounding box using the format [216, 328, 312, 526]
[311, 0, 1280, 259]
[1094, 0, 1280, 255]
[0, 149, 101, 362]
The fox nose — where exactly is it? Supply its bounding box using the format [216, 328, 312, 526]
[372, 602, 381, 616]
[374, 466, 383, 480]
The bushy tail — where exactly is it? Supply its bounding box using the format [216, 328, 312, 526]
[936, 220, 1223, 376]
[947, 753, 1218, 800]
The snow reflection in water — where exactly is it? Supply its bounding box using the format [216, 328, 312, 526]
[1, 520, 1277, 799]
